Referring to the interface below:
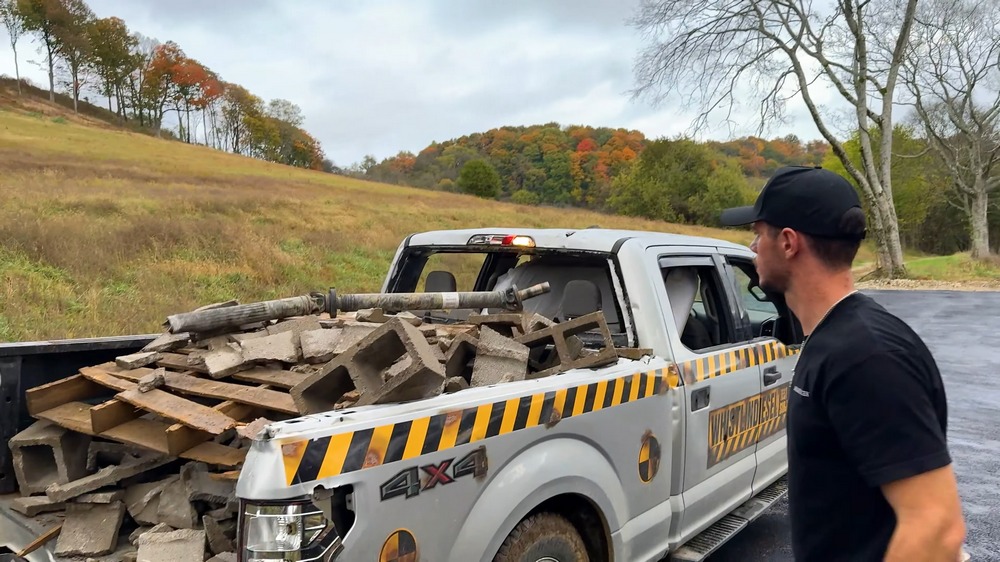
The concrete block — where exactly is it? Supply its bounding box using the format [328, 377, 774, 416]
[10, 495, 65, 516]
[124, 477, 175, 526]
[522, 312, 556, 333]
[9, 420, 91, 496]
[444, 377, 469, 393]
[349, 319, 447, 407]
[444, 332, 478, 381]
[383, 356, 412, 382]
[240, 330, 300, 364]
[136, 529, 206, 562]
[517, 312, 619, 379]
[46, 453, 171, 503]
[300, 327, 342, 363]
[207, 553, 237, 562]
[75, 487, 125, 503]
[142, 332, 190, 353]
[156, 477, 198, 529]
[469, 313, 524, 337]
[54, 501, 126, 557]
[87, 440, 146, 471]
[236, 417, 272, 441]
[331, 323, 379, 355]
[471, 327, 529, 387]
[356, 308, 389, 323]
[116, 351, 162, 370]
[138, 368, 166, 393]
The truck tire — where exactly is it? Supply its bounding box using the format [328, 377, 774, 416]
[494, 512, 590, 562]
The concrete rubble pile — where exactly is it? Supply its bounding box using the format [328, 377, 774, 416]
[9, 302, 631, 560]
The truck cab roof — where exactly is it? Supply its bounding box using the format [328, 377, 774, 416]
[404, 227, 751, 254]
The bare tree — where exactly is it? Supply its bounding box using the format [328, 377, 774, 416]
[0, 0, 25, 94]
[628, 0, 920, 277]
[901, 0, 1000, 258]
[17, 0, 70, 103]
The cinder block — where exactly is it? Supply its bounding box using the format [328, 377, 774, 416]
[207, 553, 237, 562]
[516, 312, 619, 379]
[54, 501, 126, 557]
[444, 377, 469, 393]
[471, 327, 529, 387]
[332, 323, 379, 355]
[9, 420, 91, 496]
[469, 313, 524, 337]
[352, 319, 447, 407]
[300, 328, 343, 363]
[444, 332, 479, 381]
[240, 330, 300, 364]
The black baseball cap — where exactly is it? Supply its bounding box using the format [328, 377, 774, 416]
[720, 166, 866, 239]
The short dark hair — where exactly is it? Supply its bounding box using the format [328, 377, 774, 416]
[763, 206, 865, 270]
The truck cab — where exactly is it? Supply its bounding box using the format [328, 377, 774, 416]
[237, 227, 804, 562]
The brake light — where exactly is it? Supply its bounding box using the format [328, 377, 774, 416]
[467, 234, 536, 247]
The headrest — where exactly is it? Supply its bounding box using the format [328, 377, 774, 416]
[425, 270, 457, 293]
[664, 268, 699, 334]
[560, 279, 602, 320]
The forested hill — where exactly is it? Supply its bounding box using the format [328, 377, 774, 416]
[349, 123, 831, 218]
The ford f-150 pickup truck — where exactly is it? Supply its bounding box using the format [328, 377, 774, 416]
[1, 226, 804, 562]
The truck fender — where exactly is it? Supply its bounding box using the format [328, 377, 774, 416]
[447, 436, 627, 562]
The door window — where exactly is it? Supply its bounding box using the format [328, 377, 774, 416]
[661, 263, 739, 353]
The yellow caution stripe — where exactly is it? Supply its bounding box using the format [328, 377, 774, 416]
[283, 367, 673, 485]
[677, 340, 800, 386]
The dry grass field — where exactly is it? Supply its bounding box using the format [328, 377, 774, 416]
[0, 101, 770, 341]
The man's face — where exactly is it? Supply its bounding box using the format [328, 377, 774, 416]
[750, 221, 790, 294]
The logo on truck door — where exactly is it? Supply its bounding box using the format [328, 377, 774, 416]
[379, 529, 418, 562]
[707, 382, 790, 468]
[638, 431, 661, 483]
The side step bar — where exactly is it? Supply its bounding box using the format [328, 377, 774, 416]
[669, 475, 788, 562]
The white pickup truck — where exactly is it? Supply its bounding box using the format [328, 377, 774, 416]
[233, 226, 805, 561]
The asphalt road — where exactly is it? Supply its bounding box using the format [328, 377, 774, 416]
[708, 290, 1000, 561]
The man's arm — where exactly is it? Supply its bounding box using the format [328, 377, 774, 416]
[881, 464, 966, 562]
[823, 349, 966, 560]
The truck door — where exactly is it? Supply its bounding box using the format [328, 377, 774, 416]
[656, 254, 763, 542]
[721, 254, 803, 495]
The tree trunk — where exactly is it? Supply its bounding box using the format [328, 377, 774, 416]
[970, 181, 990, 258]
[47, 61, 55, 103]
[12, 44, 21, 95]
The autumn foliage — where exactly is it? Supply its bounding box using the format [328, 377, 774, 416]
[1, 0, 326, 171]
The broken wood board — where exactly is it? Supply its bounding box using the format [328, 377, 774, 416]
[115, 388, 236, 434]
[231, 367, 309, 389]
[92, 364, 296, 414]
[90, 399, 142, 433]
[35, 402, 99, 435]
[181, 442, 246, 468]
[78, 367, 135, 392]
[165, 393, 261, 454]
[26, 374, 110, 416]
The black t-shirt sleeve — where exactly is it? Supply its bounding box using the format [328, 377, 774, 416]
[822, 350, 951, 487]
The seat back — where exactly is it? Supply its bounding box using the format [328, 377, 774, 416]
[424, 270, 457, 293]
[558, 279, 603, 321]
[664, 268, 699, 335]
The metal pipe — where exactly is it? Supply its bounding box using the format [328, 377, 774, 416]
[164, 283, 550, 335]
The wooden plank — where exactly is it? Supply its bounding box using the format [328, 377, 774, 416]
[101, 418, 171, 454]
[115, 388, 235, 434]
[16, 523, 61, 557]
[90, 399, 141, 433]
[78, 366, 135, 392]
[35, 402, 98, 435]
[165, 399, 257, 455]
[181, 442, 246, 468]
[91, 365, 296, 414]
[231, 367, 308, 390]
[25, 375, 109, 416]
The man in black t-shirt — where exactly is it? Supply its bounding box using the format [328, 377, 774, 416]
[720, 166, 967, 561]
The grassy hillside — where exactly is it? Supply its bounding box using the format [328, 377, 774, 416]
[0, 100, 772, 341]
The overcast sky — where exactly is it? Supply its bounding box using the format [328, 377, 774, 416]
[0, 0, 829, 166]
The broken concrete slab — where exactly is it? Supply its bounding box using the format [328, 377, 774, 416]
[266, 316, 323, 339]
[75, 488, 126, 503]
[331, 323, 379, 355]
[203, 514, 236, 555]
[444, 377, 469, 393]
[116, 351, 162, 370]
[522, 312, 556, 333]
[156, 477, 199, 529]
[130, 523, 173, 546]
[124, 476, 175, 526]
[356, 308, 389, 323]
[46, 453, 171, 503]
[240, 330, 300, 364]
[54, 501, 126, 557]
[181, 462, 235, 505]
[207, 553, 237, 562]
[471, 327, 529, 387]
[141, 332, 190, 353]
[300, 327, 342, 363]
[87, 440, 147, 471]
[138, 368, 166, 393]
[188, 343, 249, 379]
[10, 419, 91, 496]
[236, 417, 272, 440]
[228, 330, 267, 343]
[136, 528, 206, 562]
[10, 495, 65, 517]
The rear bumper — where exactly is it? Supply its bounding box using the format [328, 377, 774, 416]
[0, 495, 56, 562]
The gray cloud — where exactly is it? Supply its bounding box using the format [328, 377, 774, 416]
[0, 0, 826, 167]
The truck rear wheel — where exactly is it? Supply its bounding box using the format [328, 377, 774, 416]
[494, 512, 589, 562]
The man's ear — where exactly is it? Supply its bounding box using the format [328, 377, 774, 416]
[779, 227, 802, 259]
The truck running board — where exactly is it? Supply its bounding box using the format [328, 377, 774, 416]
[669, 475, 789, 562]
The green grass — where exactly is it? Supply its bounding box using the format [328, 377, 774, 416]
[905, 254, 1000, 282]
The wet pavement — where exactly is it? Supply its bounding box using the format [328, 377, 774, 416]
[709, 290, 1000, 561]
